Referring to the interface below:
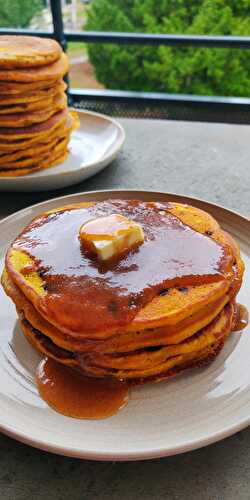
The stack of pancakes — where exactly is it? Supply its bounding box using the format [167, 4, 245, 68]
[0, 36, 78, 177]
[2, 200, 244, 385]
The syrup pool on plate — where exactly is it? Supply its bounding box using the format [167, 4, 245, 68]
[37, 357, 129, 419]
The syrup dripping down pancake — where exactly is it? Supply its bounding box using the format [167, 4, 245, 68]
[6, 201, 236, 336]
[2, 199, 246, 416]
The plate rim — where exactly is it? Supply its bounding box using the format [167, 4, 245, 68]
[1, 188, 249, 226]
[0, 189, 250, 461]
[0, 109, 125, 183]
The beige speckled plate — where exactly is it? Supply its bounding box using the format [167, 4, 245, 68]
[0, 190, 249, 461]
[0, 111, 125, 192]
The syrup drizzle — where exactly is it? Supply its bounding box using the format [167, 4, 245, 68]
[13, 200, 231, 334]
[37, 302, 248, 420]
[37, 357, 129, 419]
[12, 199, 242, 420]
[233, 304, 249, 331]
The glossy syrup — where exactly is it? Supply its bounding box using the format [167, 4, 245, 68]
[13, 200, 231, 334]
[37, 357, 129, 419]
[233, 304, 249, 331]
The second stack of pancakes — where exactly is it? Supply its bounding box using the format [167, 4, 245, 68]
[0, 35, 78, 177]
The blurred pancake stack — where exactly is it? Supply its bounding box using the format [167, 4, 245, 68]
[2, 199, 246, 387]
[0, 35, 78, 177]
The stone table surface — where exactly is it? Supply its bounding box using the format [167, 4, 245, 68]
[0, 118, 250, 500]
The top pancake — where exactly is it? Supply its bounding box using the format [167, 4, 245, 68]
[5, 201, 241, 338]
[0, 36, 62, 68]
[0, 52, 68, 83]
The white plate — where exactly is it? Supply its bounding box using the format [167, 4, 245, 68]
[1, 190, 250, 461]
[0, 111, 125, 192]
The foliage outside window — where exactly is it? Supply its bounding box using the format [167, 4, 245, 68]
[86, 0, 250, 96]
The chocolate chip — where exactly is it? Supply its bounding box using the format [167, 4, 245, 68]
[178, 287, 188, 293]
[147, 345, 161, 352]
[108, 301, 118, 314]
[205, 230, 213, 236]
[159, 289, 169, 296]
[128, 297, 139, 308]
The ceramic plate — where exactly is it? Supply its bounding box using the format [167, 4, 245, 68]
[1, 190, 250, 461]
[0, 111, 125, 192]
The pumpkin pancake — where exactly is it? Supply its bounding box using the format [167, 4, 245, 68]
[0, 81, 66, 105]
[1, 266, 236, 373]
[0, 133, 70, 167]
[84, 339, 227, 384]
[0, 118, 73, 165]
[0, 135, 69, 169]
[0, 78, 62, 94]
[19, 317, 77, 367]
[0, 269, 230, 353]
[2, 199, 245, 388]
[0, 149, 68, 177]
[5, 201, 239, 337]
[0, 93, 67, 127]
[0, 36, 62, 68]
[77, 302, 235, 381]
[0, 109, 68, 140]
[0, 52, 68, 82]
[0, 110, 74, 149]
[0, 36, 76, 178]
[0, 91, 65, 115]
[15, 301, 235, 383]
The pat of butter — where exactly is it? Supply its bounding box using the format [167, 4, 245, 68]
[79, 214, 144, 262]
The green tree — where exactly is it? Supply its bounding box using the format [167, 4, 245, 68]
[86, 0, 250, 96]
[0, 0, 42, 28]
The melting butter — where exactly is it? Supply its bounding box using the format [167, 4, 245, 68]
[79, 213, 145, 262]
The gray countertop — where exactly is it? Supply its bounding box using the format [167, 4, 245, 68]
[1, 118, 250, 500]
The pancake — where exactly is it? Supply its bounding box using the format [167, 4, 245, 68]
[0, 36, 75, 179]
[0, 133, 70, 168]
[83, 304, 234, 371]
[2, 200, 244, 388]
[16, 301, 235, 383]
[0, 92, 65, 115]
[0, 82, 66, 104]
[0, 93, 67, 127]
[76, 302, 236, 382]
[0, 78, 62, 95]
[0, 109, 68, 140]
[0, 149, 68, 177]
[0, 111, 74, 149]
[19, 317, 77, 366]
[0, 134, 69, 168]
[0, 52, 68, 82]
[1, 269, 236, 382]
[0, 119, 72, 164]
[0, 269, 230, 354]
[0, 36, 62, 68]
[5, 201, 239, 337]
